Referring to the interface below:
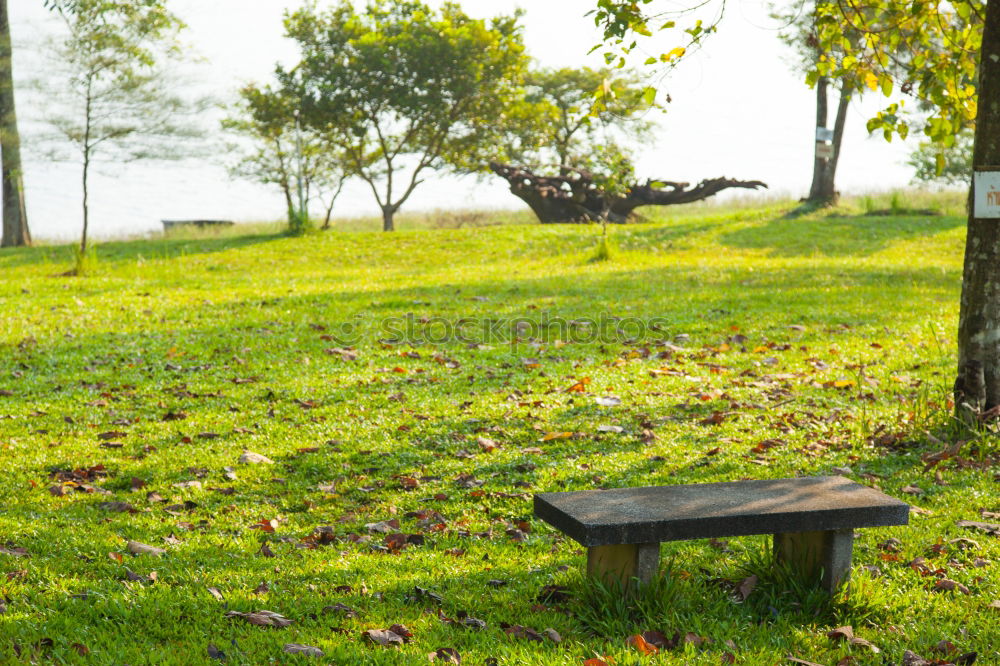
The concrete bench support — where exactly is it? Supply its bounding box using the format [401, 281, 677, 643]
[774, 528, 854, 593]
[535, 476, 908, 594]
[587, 542, 659, 587]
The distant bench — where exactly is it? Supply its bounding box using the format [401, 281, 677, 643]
[534, 476, 909, 593]
[161, 219, 235, 232]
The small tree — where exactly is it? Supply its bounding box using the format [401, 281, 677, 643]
[223, 83, 348, 233]
[280, 0, 529, 232]
[40, 0, 204, 265]
[909, 129, 973, 186]
[0, 0, 31, 248]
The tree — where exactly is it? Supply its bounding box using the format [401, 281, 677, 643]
[491, 66, 764, 223]
[279, 0, 529, 232]
[770, 2, 867, 205]
[490, 161, 766, 224]
[591, 0, 1000, 420]
[909, 129, 973, 186]
[0, 0, 31, 247]
[223, 84, 348, 232]
[40, 0, 202, 263]
[515, 67, 656, 172]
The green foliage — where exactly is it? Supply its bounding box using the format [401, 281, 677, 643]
[222, 85, 347, 232]
[510, 67, 656, 170]
[909, 129, 974, 186]
[811, 1, 981, 145]
[286, 204, 313, 237]
[278, 0, 528, 229]
[592, 0, 981, 148]
[38, 0, 204, 255]
[70, 241, 97, 275]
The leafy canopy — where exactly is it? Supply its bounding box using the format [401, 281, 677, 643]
[512, 67, 657, 171]
[278, 0, 529, 224]
[591, 0, 983, 147]
[222, 83, 348, 229]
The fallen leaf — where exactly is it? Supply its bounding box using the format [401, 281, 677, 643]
[239, 452, 274, 465]
[283, 644, 323, 657]
[735, 574, 758, 601]
[595, 396, 621, 407]
[363, 629, 405, 646]
[207, 587, 224, 601]
[428, 647, 461, 663]
[935, 578, 971, 594]
[626, 633, 658, 655]
[98, 502, 137, 513]
[542, 628, 562, 644]
[127, 541, 165, 557]
[225, 610, 292, 627]
[827, 626, 854, 641]
[957, 520, 1000, 536]
[505, 625, 543, 642]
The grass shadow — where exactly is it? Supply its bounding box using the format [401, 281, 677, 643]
[719, 212, 965, 257]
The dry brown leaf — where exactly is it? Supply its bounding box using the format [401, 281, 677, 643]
[826, 626, 854, 641]
[225, 610, 292, 627]
[127, 541, 166, 556]
[428, 647, 461, 663]
[238, 452, 274, 465]
[626, 633, 658, 655]
[283, 644, 323, 657]
[935, 578, 971, 594]
[363, 629, 405, 646]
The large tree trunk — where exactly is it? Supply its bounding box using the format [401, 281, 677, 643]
[0, 0, 30, 248]
[490, 162, 766, 224]
[956, 0, 1000, 420]
[382, 205, 395, 232]
[807, 78, 851, 204]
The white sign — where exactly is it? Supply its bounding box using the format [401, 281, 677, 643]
[816, 127, 835, 142]
[974, 170, 1000, 219]
[815, 143, 834, 160]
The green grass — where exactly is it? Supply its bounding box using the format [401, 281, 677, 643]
[0, 197, 996, 665]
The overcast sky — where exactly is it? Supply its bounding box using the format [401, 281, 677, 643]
[11, 0, 921, 241]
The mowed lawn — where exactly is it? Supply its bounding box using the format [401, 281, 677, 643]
[1, 202, 997, 665]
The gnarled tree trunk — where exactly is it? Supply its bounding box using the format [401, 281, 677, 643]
[490, 162, 766, 224]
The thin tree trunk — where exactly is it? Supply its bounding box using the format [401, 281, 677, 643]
[281, 182, 294, 226]
[807, 76, 829, 203]
[321, 180, 343, 230]
[382, 205, 395, 232]
[956, 0, 1000, 420]
[0, 0, 30, 248]
[814, 81, 852, 203]
[81, 149, 89, 256]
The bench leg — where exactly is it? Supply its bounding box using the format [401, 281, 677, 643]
[773, 529, 853, 593]
[586, 543, 659, 588]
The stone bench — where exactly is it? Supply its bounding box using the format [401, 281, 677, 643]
[534, 476, 909, 592]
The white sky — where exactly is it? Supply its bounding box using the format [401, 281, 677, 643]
[10, 0, 920, 241]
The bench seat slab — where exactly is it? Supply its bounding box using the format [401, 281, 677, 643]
[534, 476, 908, 547]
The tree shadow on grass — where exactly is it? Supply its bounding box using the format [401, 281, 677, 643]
[0, 231, 288, 270]
[717, 212, 965, 258]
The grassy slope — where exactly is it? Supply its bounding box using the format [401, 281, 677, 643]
[0, 202, 996, 665]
